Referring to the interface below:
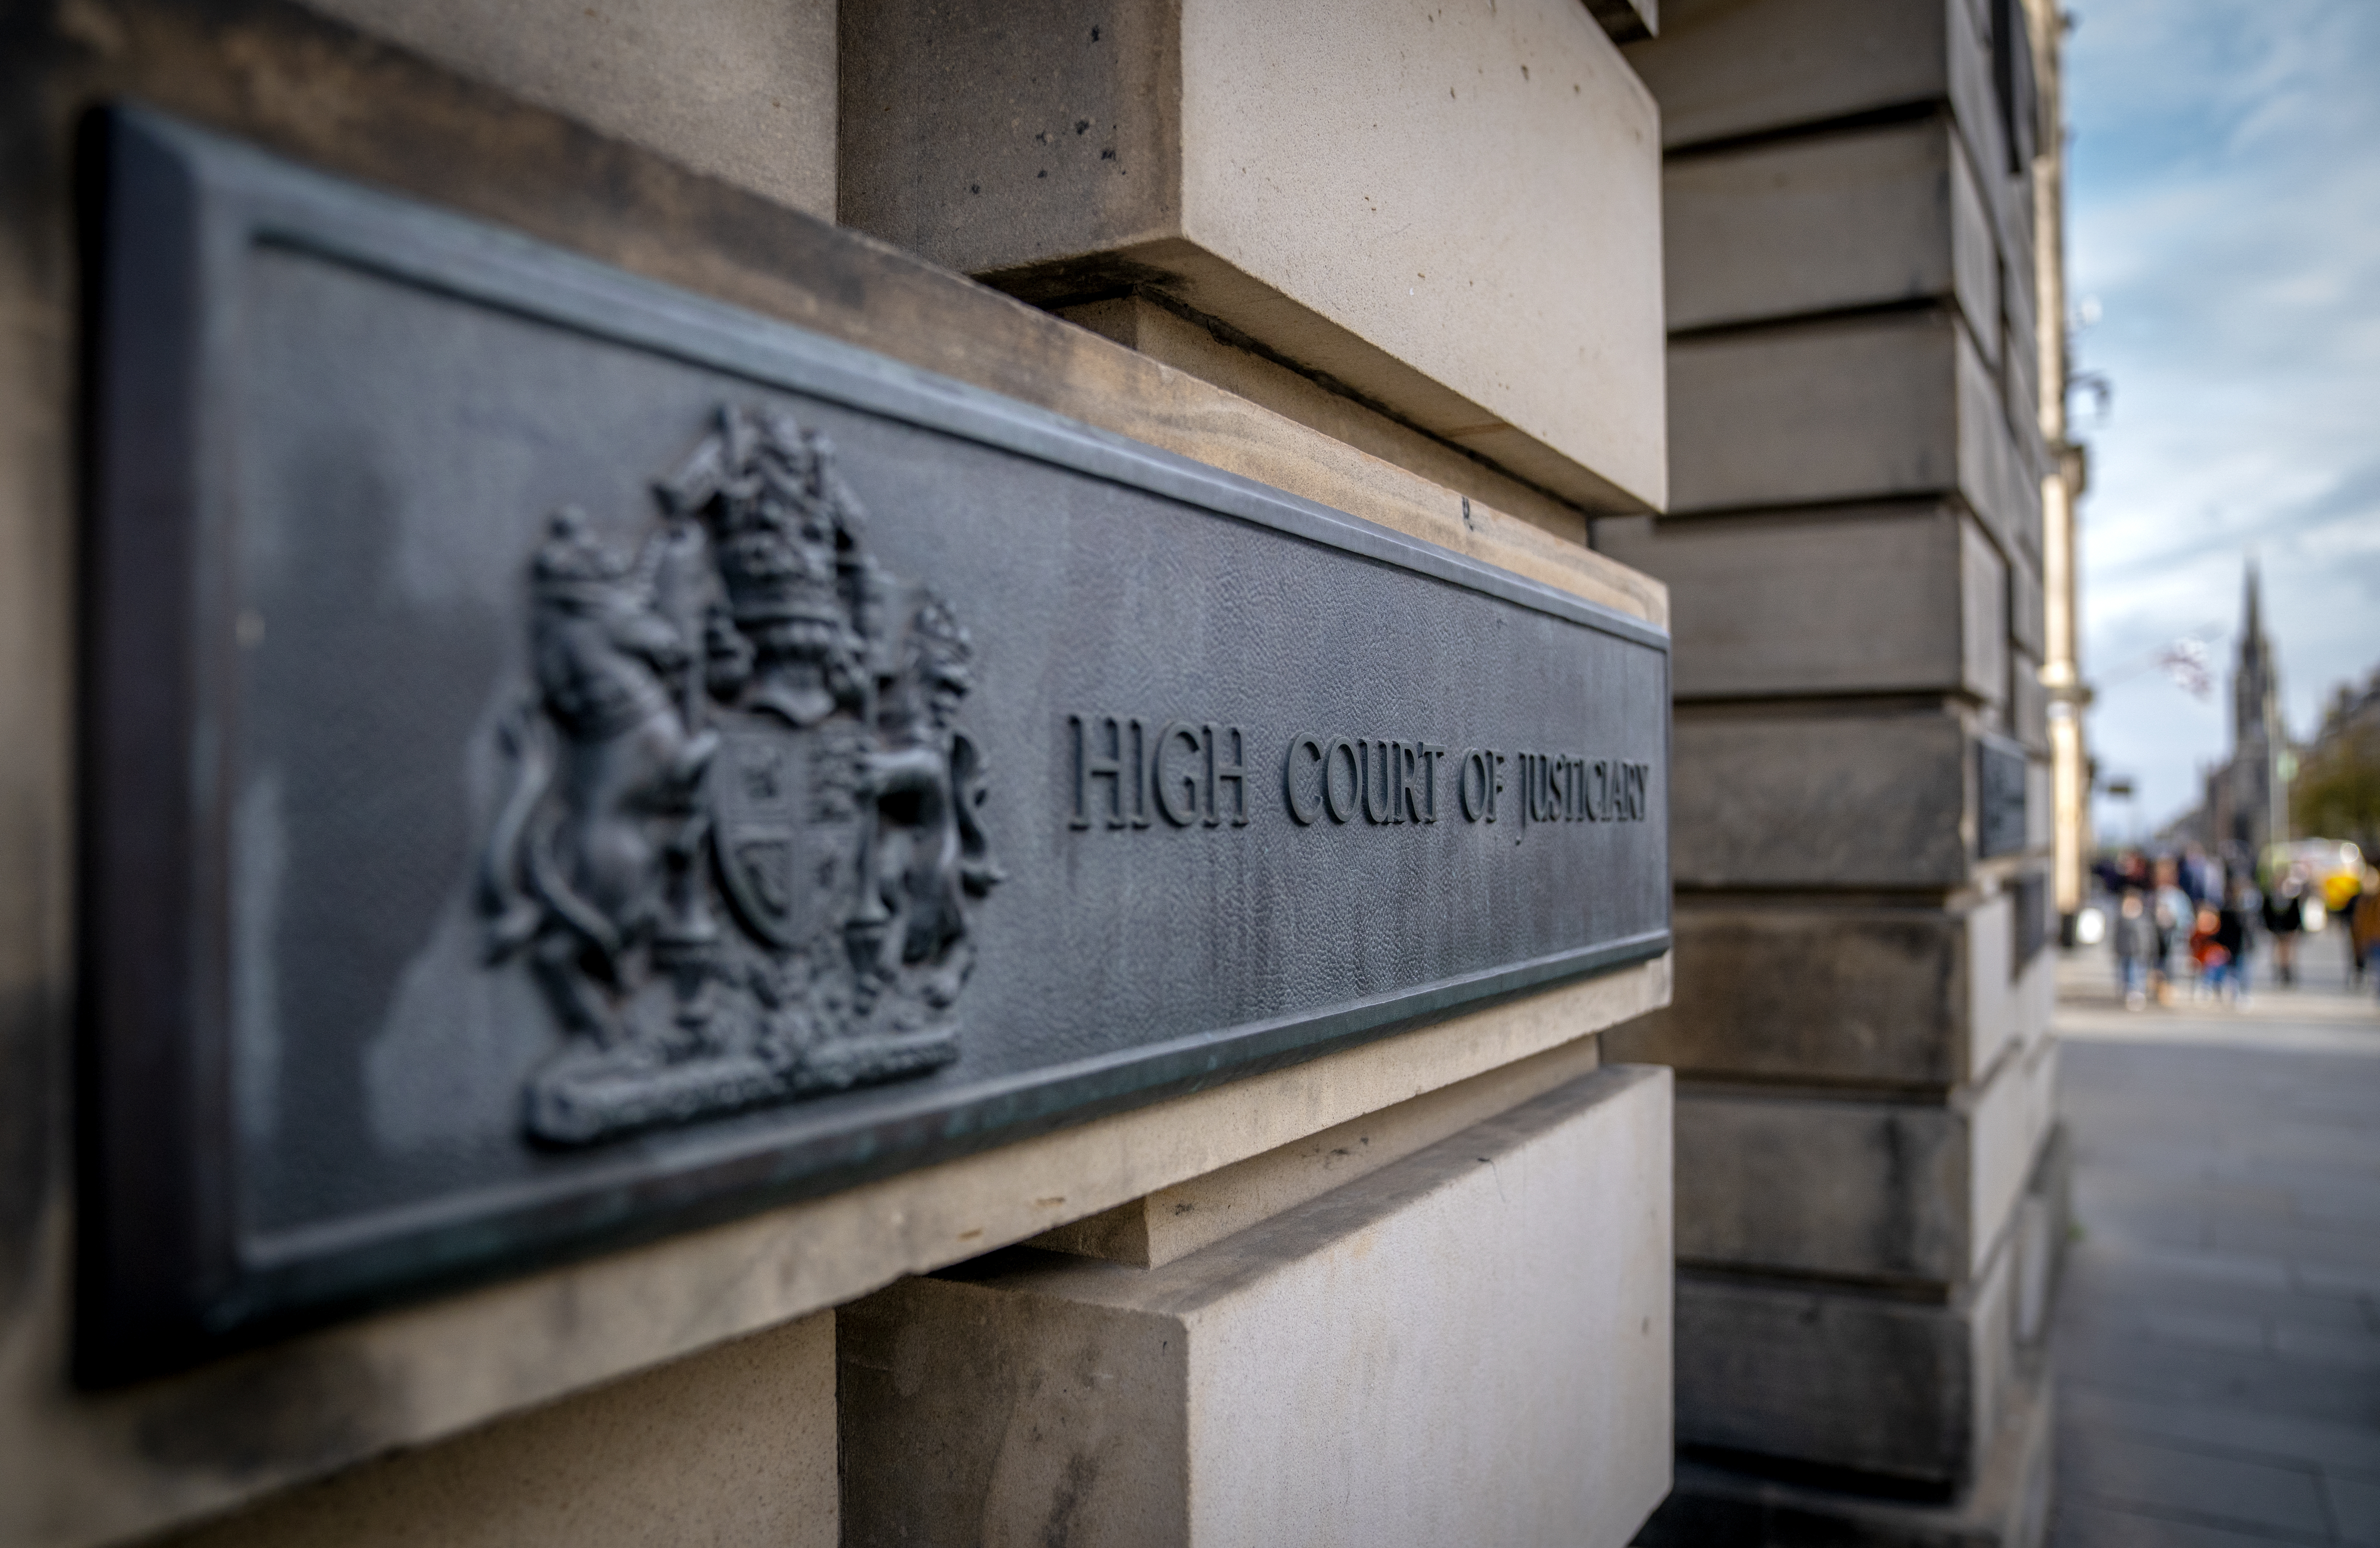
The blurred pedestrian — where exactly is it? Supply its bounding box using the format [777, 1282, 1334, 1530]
[2152, 858, 2193, 1003]
[2113, 891, 2156, 1010]
[2181, 842, 2220, 907]
[2189, 902, 2225, 1002]
[2264, 866, 2308, 988]
[2351, 871, 2380, 990]
[2212, 881, 2253, 1003]
[2097, 854, 2133, 896]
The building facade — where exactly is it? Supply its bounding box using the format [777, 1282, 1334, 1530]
[1603, 0, 2072, 1540]
[0, 3, 2068, 1546]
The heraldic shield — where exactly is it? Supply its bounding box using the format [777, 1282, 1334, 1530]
[477, 405, 1001, 1146]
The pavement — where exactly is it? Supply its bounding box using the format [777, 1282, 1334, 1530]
[2048, 922, 2380, 1546]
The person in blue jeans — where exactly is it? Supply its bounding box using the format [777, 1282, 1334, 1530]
[2210, 882, 2253, 1003]
[2113, 891, 2157, 1009]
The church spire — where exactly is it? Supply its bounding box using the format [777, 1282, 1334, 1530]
[2233, 555, 2269, 753]
[2242, 556, 2262, 655]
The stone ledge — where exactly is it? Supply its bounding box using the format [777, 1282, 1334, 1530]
[159, 1315, 837, 1548]
[1032, 1027, 1607, 1269]
[843, 1065, 1674, 1548]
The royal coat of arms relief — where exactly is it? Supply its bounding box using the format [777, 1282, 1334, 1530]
[478, 405, 1000, 1145]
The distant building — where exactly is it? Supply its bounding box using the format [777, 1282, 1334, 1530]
[2186, 560, 2289, 864]
[2293, 667, 2380, 855]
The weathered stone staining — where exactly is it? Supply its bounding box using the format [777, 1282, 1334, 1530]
[1070, 713, 1655, 832]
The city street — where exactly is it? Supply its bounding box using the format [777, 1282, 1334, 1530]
[2049, 929, 2380, 1545]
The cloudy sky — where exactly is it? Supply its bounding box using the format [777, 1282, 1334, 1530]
[2065, 0, 2380, 841]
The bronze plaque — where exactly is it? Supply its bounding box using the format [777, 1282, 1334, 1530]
[78, 108, 1670, 1379]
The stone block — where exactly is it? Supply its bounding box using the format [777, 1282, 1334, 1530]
[840, 0, 1666, 511]
[2013, 927, 2053, 1051]
[1672, 707, 1971, 889]
[1944, 0, 2021, 224]
[1962, 516, 2013, 704]
[2010, 650, 2048, 753]
[1603, 896, 2018, 1087]
[168, 1313, 837, 1548]
[840, 1067, 1672, 1548]
[1675, 1089, 1965, 1283]
[2003, 318, 2041, 457]
[300, 0, 837, 218]
[1629, 0, 2032, 307]
[1625, 0, 1953, 151]
[1594, 506, 2006, 701]
[2025, 754, 2053, 853]
[2007, 549, 2045, 659]
[1971, 1038, 2058, 1294]
[1967, 891, 2019, 1076]
[1954, 319, 2042, 560]
[1954, 130, 2005, 365]
[1669, 312, 1950, 515]
[1674, 1232, 2013, 1486]
[2001, 218, 2040, 347]
[1668, 311, 2038, 547]
[1641, 1350, 2053, 1546]
[1663, 116, 1998, 345]
[1672, 1037, 2050, 1286]
[2010, 1120, 2068, 1351]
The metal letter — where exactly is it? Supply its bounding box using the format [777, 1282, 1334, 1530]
[1153, 720, 1204, 826]
[1285, 733, 1325, 825]
[1128, 717, 1151, 828]
[1361, 738, 1396, 824]
[1207, 723, 1248, 827]
[1073, 713, 1122, 829]
[1322, 737, 1360, 824]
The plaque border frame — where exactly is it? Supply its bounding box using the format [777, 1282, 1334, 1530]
[77, 105, 1671, 1382]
